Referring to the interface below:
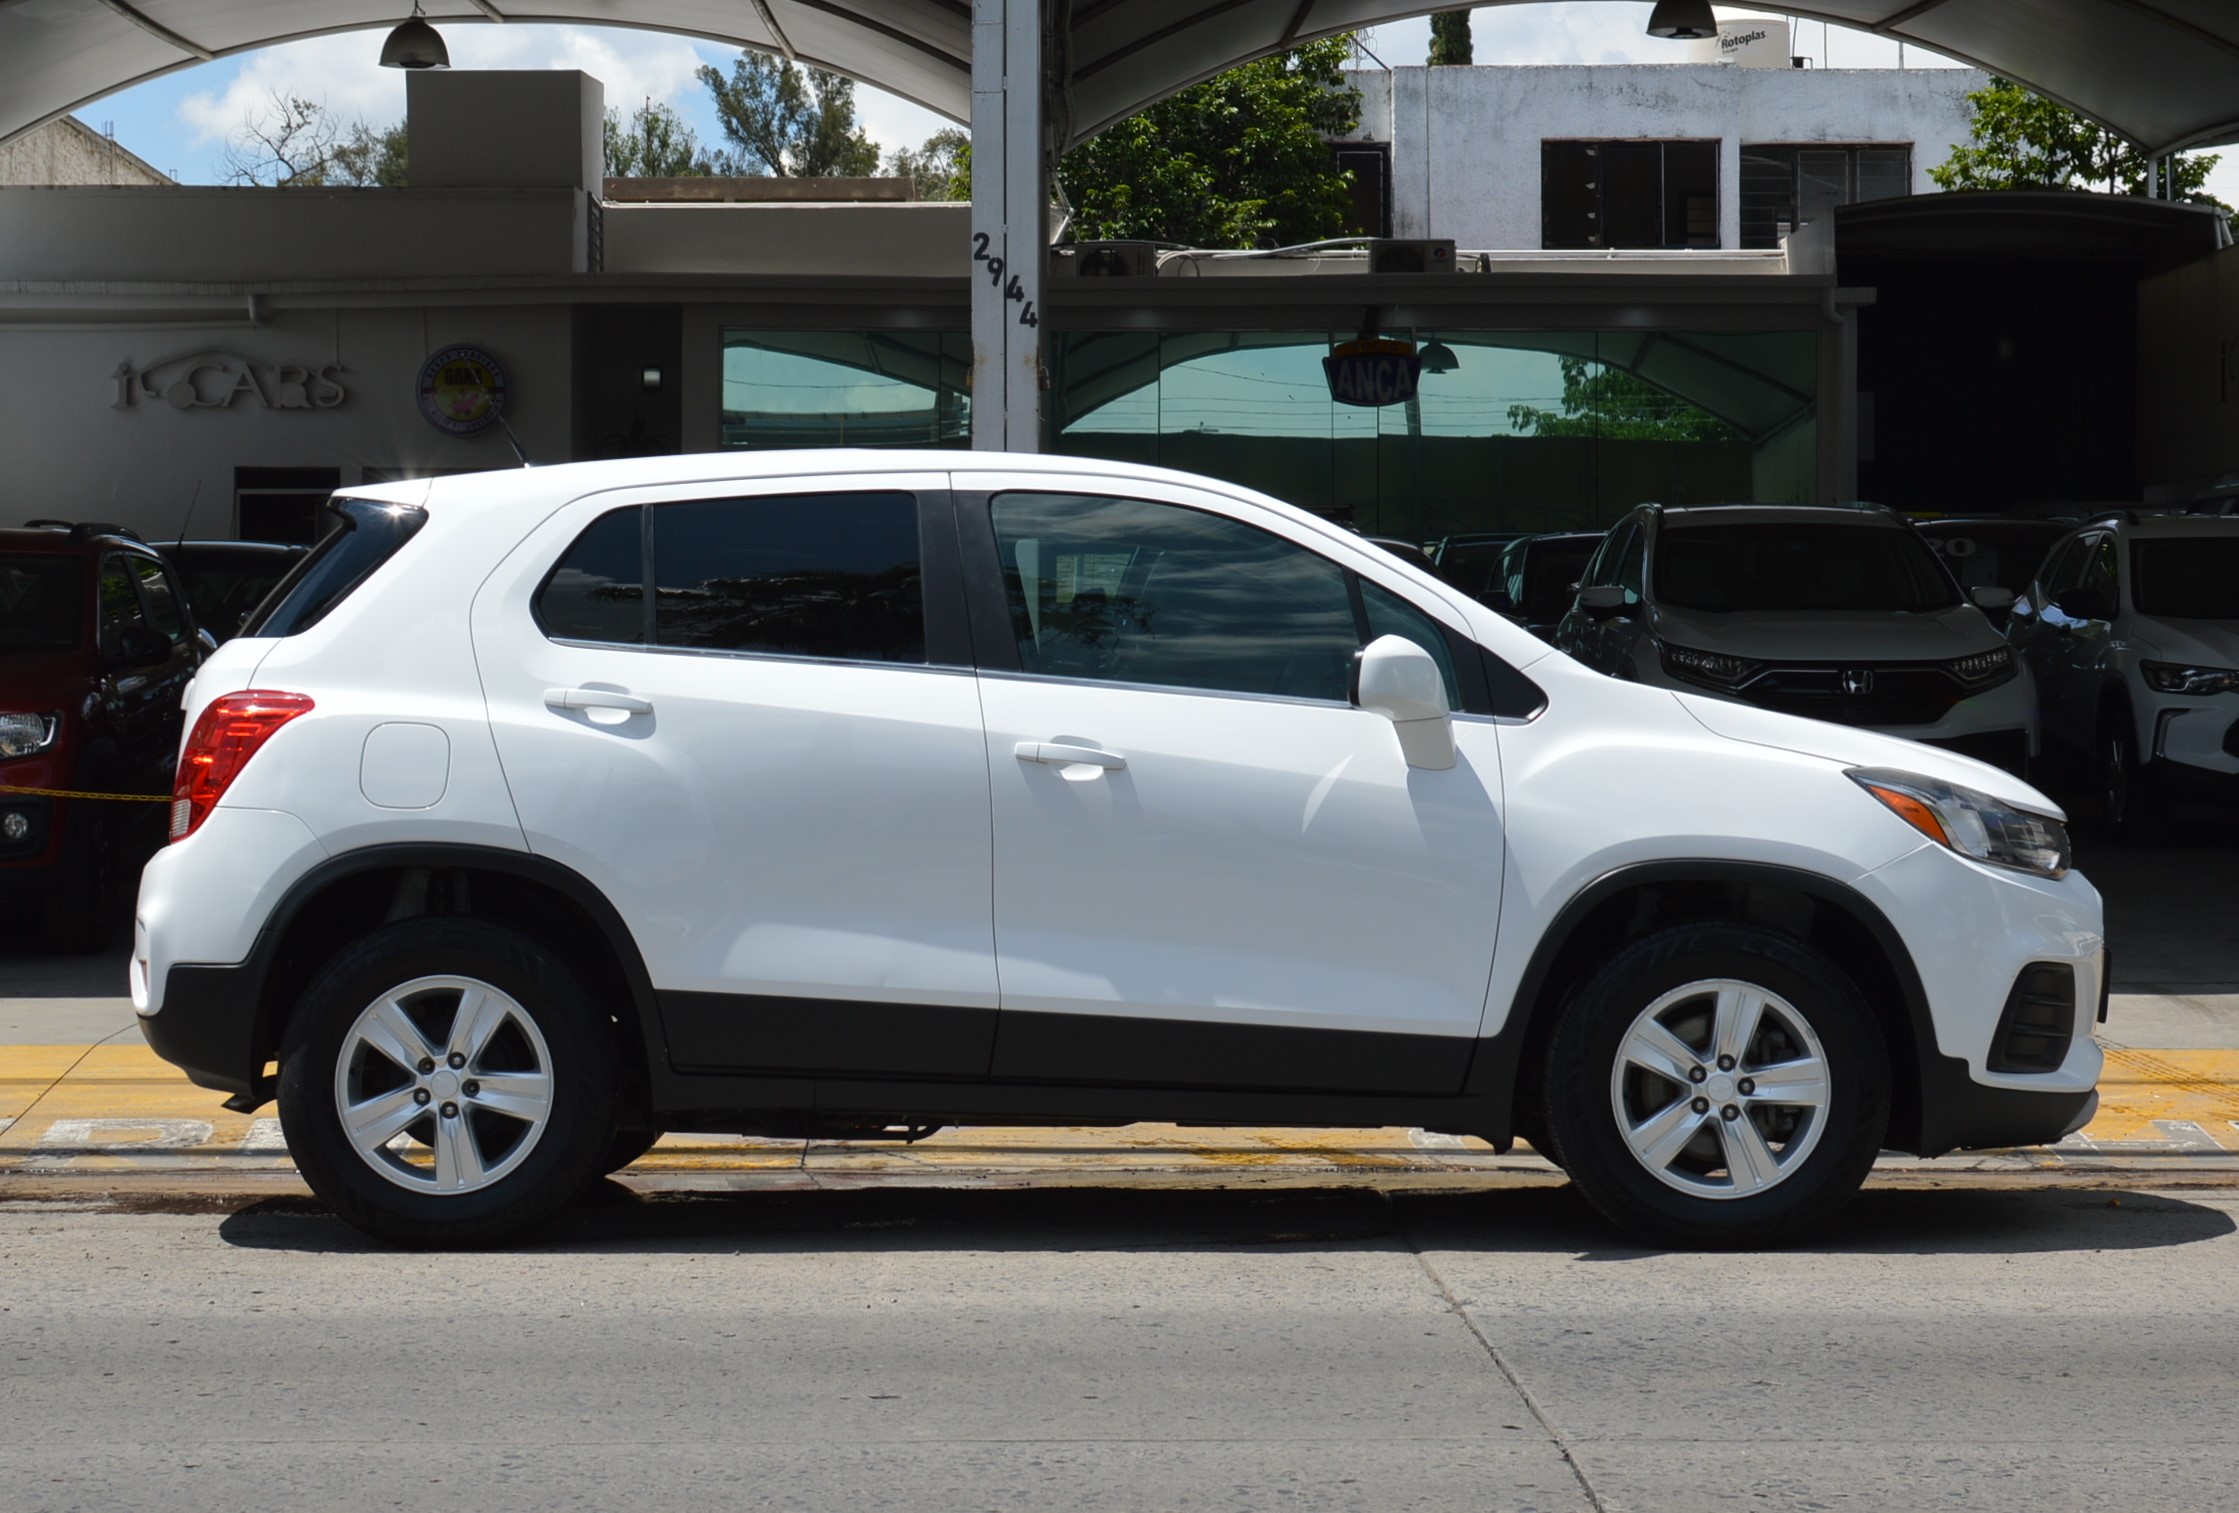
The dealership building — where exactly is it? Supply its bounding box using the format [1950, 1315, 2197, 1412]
[0, 4, 2235, 545]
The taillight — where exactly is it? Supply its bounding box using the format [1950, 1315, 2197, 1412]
[170, 691, 314, 841]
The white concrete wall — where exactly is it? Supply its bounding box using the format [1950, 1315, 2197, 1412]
[0, 186, 585, 280]
[0, 304, 574, 538]
[0, 117, 170, 186]
[1345, 64, 1983, 250]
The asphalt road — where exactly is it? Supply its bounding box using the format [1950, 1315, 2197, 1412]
[5, 1181, 2236, 1513]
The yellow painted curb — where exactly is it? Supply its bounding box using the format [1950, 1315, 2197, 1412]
[4, 1042, 2238, 1171]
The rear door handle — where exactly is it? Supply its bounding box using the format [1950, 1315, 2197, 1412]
[544, 687, 654, 715]
[1015, 741, 1126, 771]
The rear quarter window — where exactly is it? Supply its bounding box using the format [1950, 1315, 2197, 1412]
[240, 496, 428, 637]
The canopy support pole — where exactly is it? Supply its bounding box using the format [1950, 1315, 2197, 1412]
[969, 0, 1049, 452]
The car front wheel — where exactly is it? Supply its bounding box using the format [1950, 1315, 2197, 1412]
[1542, 923, 1888, 1248]
[278, 917, 617, 1247]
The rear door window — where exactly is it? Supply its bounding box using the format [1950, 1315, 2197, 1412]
[654, 492, 923, 662]
[533, 492, 928, 665]
[98, 558, 147, 650]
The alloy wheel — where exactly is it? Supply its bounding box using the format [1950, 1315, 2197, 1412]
[332, 974, 556, 1195]
[1608, 977, 1831, 1200]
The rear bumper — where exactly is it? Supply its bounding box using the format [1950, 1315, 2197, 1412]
[137, 959, 270, 1099]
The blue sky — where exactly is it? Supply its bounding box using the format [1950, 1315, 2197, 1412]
[71, 2, 2237, 204]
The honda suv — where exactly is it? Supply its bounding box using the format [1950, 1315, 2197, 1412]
[2007, 513, 2239, 843]
[1553, 504, 2036, 773]
[134, 455, 2103, 1248]
[2, 523, 205, 951]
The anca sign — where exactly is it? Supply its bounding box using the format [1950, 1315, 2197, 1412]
[1323, 338, 1422, 408]
[110, 350, 346, 411]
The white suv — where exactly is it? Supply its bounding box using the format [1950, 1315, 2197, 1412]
[2007, 513, 2239, 843]
[1553, 504, 2037, 773]
[133, 454, 2103, 1248]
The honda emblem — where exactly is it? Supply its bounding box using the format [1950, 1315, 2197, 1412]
[1842, 669, 1874, 696]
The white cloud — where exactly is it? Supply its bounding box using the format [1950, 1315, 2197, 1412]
[176, 22, 712, 149]
[1358, 4, 1968, 70]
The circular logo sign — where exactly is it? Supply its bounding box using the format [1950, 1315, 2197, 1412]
[416, 345, 508, 436]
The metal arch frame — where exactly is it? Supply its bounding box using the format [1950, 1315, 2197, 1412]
[8, 0, 2239, 156]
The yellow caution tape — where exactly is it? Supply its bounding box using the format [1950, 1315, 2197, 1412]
[0, 785, 170, 803]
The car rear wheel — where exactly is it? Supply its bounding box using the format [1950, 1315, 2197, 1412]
[1542, 923, 1888, 1248]
[278, 917, 616, 1247]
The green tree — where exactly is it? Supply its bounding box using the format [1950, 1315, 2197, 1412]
[330, 119, 409, 187]
[1058, 37, 1363, 247]
[604, 99, 712, 177]
[1429, 11, 1474, 66]
[1508, 357, 1740, 443]
[885, 126, 971, 200]
[696, 53, 880, 177]
[1931, 78, 2227, 209]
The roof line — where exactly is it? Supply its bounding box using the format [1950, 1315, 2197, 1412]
[1870, 0, 1955, 32]
[94, 0, 213, 61]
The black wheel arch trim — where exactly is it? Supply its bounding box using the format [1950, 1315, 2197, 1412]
[147, 843, 665, 1110]
[1483, 858, 2015, 1157]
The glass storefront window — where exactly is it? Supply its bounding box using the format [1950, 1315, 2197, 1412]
[714, 325, 1818, 541]
[720, 331, 970, 450]
[1049, 329, 1817, 541]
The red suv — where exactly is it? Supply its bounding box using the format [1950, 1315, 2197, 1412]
[1, 523, 207, 952]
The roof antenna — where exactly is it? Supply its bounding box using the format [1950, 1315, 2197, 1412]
[471, 377, 533, 466]
[174, 480, 201, 549]
[490, 409, 534, 468]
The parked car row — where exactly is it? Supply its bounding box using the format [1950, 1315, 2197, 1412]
[1435, 503, 2238, 845]
[0, 521, 306, 952]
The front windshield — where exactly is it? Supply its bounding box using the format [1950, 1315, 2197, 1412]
[0, 554, 84, 652]
[1654, 523, 1962, 614]
[2131, 538, 2239, 619]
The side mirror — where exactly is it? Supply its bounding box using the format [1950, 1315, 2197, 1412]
[1969, 585, 2017, 613]
[1577, 584, 1633, 621]
[107, 624, 170, 670]
[1476, 586, 1516, 615]
[1352, 634, 1455, 770]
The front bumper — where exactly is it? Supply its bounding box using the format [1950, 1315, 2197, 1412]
[1855, 841, 2106, 1156]
[2143, 692, 2239, 782]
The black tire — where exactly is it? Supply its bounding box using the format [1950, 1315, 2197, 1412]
[277, 917, 617, 1247]
[1541, 923, 1889, 1249]
[600, 1127, 663, 1175]
[2099, 713, 2166, 847]
[39, 799, 118, 955]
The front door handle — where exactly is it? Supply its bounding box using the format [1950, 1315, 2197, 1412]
[544, 687, 653, 716]
[1015, 741, 1126, 771]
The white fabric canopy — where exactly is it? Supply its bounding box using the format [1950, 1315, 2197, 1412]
[2, 1, 2234, 158]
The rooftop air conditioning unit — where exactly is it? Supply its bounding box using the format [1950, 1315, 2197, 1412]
[1367, 238, 1456, 274]
[1063, 241, 1161, 277]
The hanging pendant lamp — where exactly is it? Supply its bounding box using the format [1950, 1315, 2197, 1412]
[380, 2, 449, 68]
[1646, 0, 1719, 40]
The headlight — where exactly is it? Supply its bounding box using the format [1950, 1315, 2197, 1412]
[1656, 638, 1764, 690]
[2141, 660, 2239, 696]
[1945, 645, 2017, 687]
[1849, 767, 2069, 880]
[0, 712, 58, 759]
